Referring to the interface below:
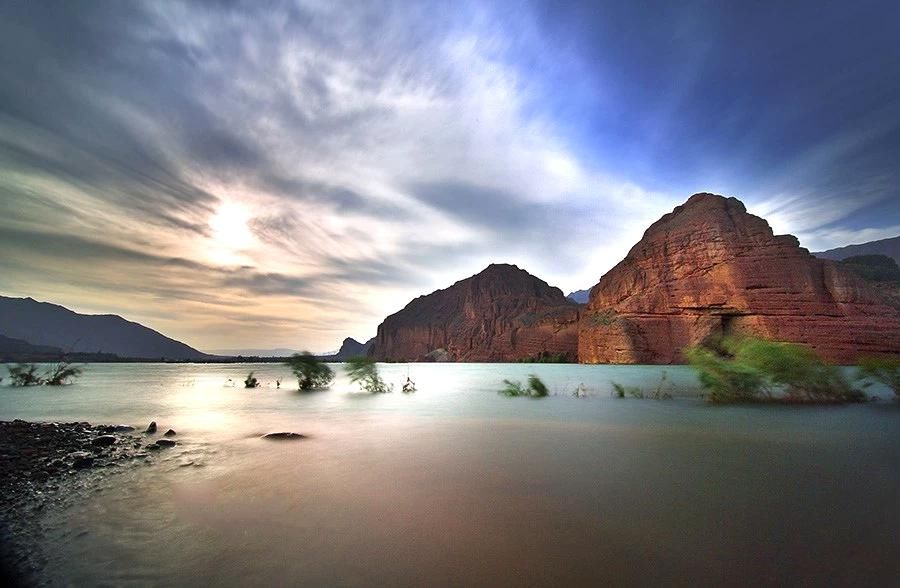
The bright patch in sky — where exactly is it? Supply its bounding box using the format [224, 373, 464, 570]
[208, 202, 254, 264]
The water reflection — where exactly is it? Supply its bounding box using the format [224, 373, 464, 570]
[1, 363, 897, 586]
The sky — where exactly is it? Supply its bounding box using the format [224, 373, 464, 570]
[1, 0, 899, 352]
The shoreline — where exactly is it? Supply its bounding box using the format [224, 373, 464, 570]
[0, 419, 173, 583]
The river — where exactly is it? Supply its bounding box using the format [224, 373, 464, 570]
[1, 363, 897, 586]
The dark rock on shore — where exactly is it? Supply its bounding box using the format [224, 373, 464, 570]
[164, 429, 177, 437]
[70, 451, 95, 469]
[155, 439, 177, 448]
[91, 435, 117, 447]
[145, 421, 157, 434]
[105, 424, 135, 433]
[262, 432, 307, 440]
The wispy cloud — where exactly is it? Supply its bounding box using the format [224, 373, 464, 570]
[0, 0, 673, 349]
[1, 0, 897, 350]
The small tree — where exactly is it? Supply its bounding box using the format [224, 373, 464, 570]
[345, 357, 391, 393]
[285, 352, 334, 390]
[244, 371, 259, 388]
[44, 361, 82, 385]
[857, 357, 900, 398]
[7, 363, 45, 386]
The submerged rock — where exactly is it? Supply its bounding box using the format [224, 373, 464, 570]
[262, 432, 307, 440]
[164, 429, 177, 437]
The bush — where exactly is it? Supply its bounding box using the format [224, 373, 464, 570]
[684, 346, 766, 403]
[857, 357, 900, 398]
[44, 361, 82, 386]
[345, 357, 391, 393]
[244, 372, 259, 388]
[499, 374, 549, 398]
[500, 379, 528, 397]
[285, 352, 334, 390]
[686, 336, 862, 403]
[7, 363, 45, 386]
[517, 352, 570, 363]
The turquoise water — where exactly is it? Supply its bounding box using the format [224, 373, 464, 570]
[1, 363, 898, 586]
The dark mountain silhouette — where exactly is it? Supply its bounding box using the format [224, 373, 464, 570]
[813, 235, 900, 264]
[327, 337, 374, 360]
[0, 296, 210, 360]
[0, 334, 63, 361]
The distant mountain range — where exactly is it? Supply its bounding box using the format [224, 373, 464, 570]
[566, 289, 590, 304]
[813, 235, 900, 264]
[207, 347, 304, 357]
[0, 296, 210, 361]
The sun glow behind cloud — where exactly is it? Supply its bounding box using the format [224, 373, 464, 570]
[208, 201, 254, 264]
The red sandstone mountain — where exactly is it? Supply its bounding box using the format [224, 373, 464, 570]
[578, 193, 900, 364]
[370, 264, 580, 362]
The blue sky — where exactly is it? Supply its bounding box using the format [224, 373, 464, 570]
[1, 0, 898, 351]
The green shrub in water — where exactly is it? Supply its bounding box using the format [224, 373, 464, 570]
[857, 357, 900, 398]
[500, 374, 549, 398]
[686, 336, 862, 403]
[285, 352, 334, 390]
[345, 357, 392, 393]
[44, 361, 82, 386]
[7, 363, 45, 386]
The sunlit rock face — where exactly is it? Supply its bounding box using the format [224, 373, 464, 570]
[578, 193, 900, 364]
[370, 264, 580, 362]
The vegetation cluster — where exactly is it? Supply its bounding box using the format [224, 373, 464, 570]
[346, 357, 392, 393]
[611, 371, 674, 399]
[517, 352, 571, 363]
[839, 254, 900, 284]
[500, 374, 549, 397]
[285, 352, 335, 390]
[5, 361, 82, 386]
[857, 357, 900, 398]
[685, 336, 864, 403]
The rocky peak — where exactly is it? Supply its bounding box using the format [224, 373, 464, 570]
[579, 193, 900, 364]
[370, 264, 579, 362]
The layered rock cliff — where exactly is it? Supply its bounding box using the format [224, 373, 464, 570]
[370, 264, 580, 362]
[578, 193, 900, 364]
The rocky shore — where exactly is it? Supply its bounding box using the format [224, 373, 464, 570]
[0, 419, 176, 584]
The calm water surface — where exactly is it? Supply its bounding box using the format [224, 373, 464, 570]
[1, 363, 898, 586]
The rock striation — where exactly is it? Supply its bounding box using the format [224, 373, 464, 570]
[370, 264, 580, 362]
[578, 193, 900, 364]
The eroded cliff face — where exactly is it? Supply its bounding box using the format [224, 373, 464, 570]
[578, 193, 900, 364]
[370, 264, 580, 362]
